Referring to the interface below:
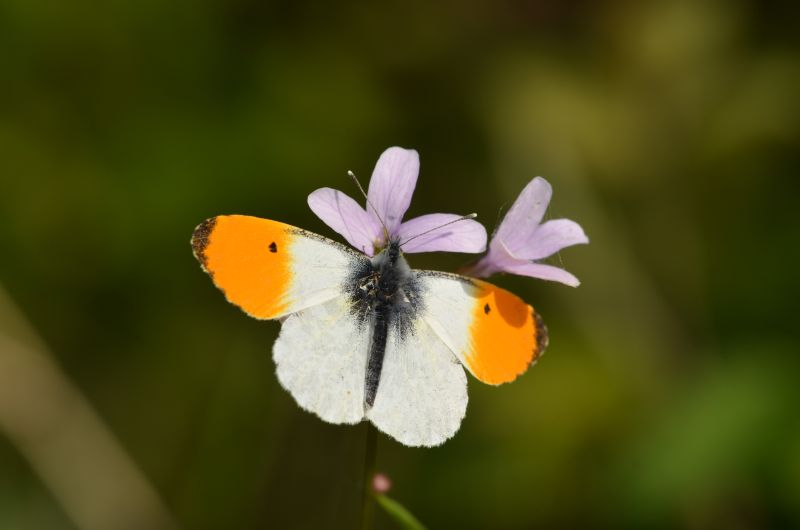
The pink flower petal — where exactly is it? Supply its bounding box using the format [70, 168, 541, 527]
[396, 214, 487, 254]
[498, 260, 581, 287]
[366, 147, 420, 233]
[495, 177, 552, 255]
[486, 236, 521, 268]
[513, 219, 589, 261]
[307, 187, 381, 255]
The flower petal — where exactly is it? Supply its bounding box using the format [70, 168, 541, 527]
[495, 177, 552, 254]
[513, 219, 589, 260]
[498, 260, 582, 287]
[367, 147, 420, 233]
[307, 187, 381, 255]
[396, 214, 487, 254]
[485, 235, 522, 268]
[464, 238, 520, 277]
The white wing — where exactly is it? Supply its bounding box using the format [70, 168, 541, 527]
[366, 318, 468, 447]
[273, 296, 370, 424]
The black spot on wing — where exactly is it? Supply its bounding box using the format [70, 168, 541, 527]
[484, 303, 491, 314]
[269, 241, 277, 253]
[191, 217, 217, 271]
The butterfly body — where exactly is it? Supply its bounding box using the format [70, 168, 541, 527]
[348, 240, 421, 407]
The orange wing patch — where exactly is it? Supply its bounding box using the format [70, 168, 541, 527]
[192, 215, 293, 319]
[466, 281, 548, 385]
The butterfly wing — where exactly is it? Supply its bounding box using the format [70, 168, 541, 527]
[191, 215, 368, 319]
[416, 271, 548, 385]
[366, 317, 468, 447]
[273, 296, 371, 424]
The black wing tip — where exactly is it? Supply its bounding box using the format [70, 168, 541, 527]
[533, 311, 549, 359]
[191, 217, 218, 269]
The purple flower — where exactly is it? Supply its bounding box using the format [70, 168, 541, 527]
[308, 147, 487, 256]
[465, 177, 588, 287]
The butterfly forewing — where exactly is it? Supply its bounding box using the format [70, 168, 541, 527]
[417, 272, 548, 385]
[192, 215, 367, 320]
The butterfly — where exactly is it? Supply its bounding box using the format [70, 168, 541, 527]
[190, 148, 564, 447]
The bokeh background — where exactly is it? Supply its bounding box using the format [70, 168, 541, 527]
[1, 0, 798, 528]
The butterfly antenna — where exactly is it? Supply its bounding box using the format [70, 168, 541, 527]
[348, 170, 390, 240]
[399, 213, 478, 248]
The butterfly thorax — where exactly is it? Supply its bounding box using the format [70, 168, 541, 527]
[348, 239, 421, 407]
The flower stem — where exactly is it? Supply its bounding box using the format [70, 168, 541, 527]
[361, 423, 378, 530]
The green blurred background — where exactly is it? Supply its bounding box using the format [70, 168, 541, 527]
[1, 0, 798, 528]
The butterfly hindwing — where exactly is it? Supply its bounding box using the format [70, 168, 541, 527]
[273, 295, 371, 424]
[366, 317, 468, 447]
[192, 215, 368, 320]
[417, 271, 548, 385]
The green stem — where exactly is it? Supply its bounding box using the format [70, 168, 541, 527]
[361, 423, 378, 530]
